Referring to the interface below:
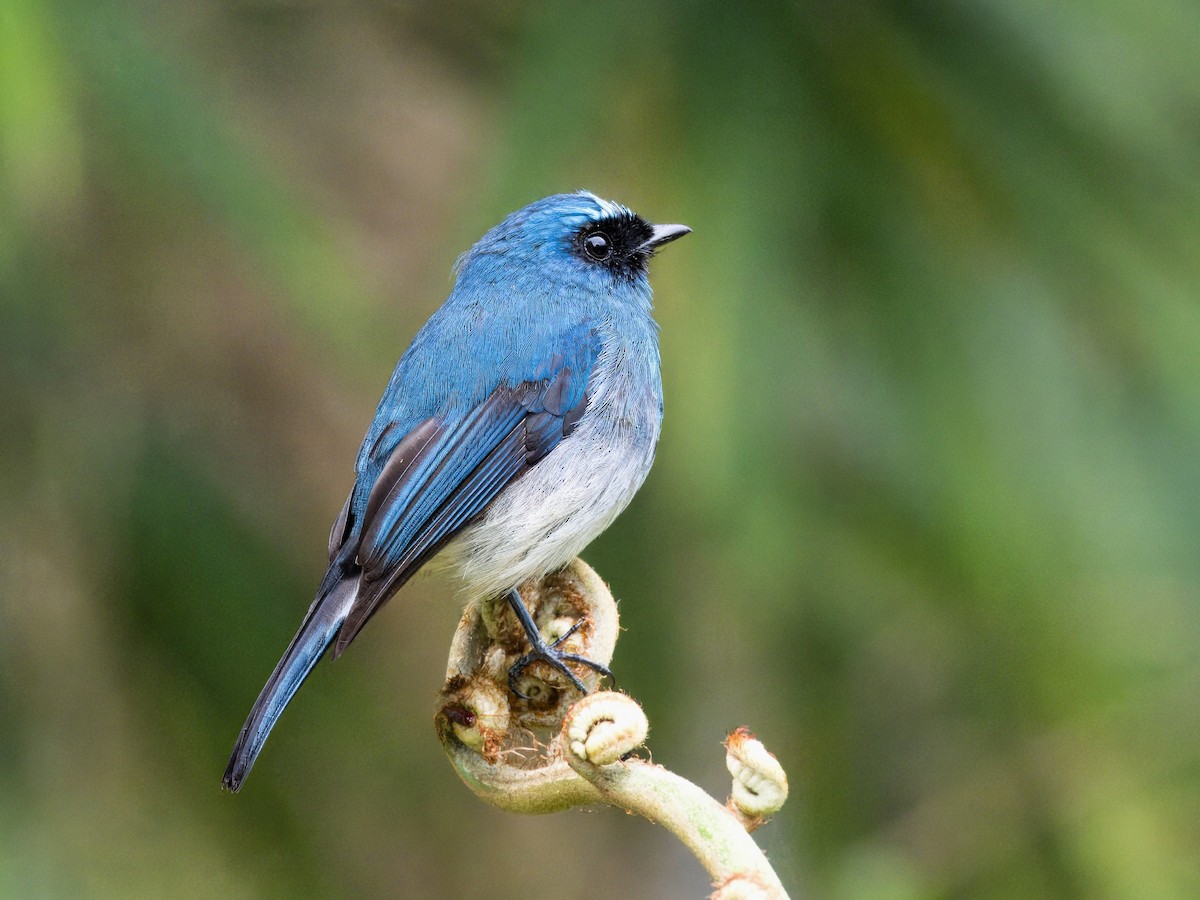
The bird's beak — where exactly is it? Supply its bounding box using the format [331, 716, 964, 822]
[641, 223, 691, 253]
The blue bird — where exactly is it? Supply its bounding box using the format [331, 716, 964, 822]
[222, 192, 689, 791]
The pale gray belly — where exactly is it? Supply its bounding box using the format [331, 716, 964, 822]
[436, 394, 660, 601]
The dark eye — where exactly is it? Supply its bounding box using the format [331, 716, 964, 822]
[583, 231, 612, 261]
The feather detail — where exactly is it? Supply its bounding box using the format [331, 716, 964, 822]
[222, 574, 358, 792]
[333, 372, 590, 657]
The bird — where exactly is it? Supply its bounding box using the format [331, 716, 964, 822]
[221, 191, 689, 792]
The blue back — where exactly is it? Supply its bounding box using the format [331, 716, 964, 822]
[352, 192, 659, 521]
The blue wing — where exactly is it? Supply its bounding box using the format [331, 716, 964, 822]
[222, 325, 600, 791]
[332, 357, 593, 654]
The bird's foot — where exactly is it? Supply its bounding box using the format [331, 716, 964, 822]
[504, 588, 612, 699]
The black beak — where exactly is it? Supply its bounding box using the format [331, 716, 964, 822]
[641, 223, 691, 252]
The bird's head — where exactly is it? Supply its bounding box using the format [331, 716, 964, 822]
[455, 192, 690, 298]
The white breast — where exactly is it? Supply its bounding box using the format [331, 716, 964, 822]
[436, 366, 660, 602]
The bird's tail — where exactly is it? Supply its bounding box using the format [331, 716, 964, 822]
[222, 572, 358, 792]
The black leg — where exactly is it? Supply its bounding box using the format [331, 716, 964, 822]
[505, 588, 613, 698]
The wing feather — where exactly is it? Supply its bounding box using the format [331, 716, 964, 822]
[327, 344, 595, 658]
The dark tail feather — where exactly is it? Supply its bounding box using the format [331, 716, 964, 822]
[222, 574, 357, 792]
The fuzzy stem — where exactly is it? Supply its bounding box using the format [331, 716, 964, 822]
[435, 559, 790, 898]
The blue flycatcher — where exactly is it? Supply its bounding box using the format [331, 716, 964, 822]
[222, 192, 688, 791]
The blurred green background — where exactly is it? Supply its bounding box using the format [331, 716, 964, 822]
[3, 1, 1200, 897]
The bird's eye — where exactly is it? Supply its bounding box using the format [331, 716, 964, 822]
[583, 231, 612, 261]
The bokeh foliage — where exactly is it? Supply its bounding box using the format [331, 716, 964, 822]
[3, 1, 1200, 897]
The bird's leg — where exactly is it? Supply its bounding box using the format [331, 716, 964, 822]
[505, 588, 612, 698]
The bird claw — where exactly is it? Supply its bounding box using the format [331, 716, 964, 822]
[504, 588, 613, 699]
[507, 645, 612, 699]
